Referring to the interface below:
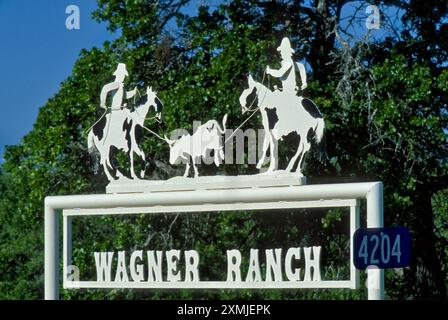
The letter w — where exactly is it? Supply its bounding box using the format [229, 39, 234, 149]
[94, 252, 114, 282]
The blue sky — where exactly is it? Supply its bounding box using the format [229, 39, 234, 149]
[0, 1, 399, 162]
[0, 0, 117, 161]
[0, 0, 209, 161]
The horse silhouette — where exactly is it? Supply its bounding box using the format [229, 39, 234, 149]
[239, 74, 326, 175]
[87, 86, 163, 181]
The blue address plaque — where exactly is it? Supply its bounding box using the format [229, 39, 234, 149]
[353, 227, 411, 269]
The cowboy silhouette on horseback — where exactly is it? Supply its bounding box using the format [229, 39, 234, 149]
[266, 37, 307, 97]
[88, 63, 163, 181]
[100, 63, 137, 112]
[240, 37, 326, 175]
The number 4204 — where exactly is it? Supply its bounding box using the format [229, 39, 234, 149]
[358, 233, 402, 265]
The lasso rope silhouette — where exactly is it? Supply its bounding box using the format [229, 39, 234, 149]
[224, 69, 270, 144]
[87, 68, 270, 146]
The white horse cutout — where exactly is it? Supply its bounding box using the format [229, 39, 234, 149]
[87, 86, 163, 181]
[239, 74, 326, 176]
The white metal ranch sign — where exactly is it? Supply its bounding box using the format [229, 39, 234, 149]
[44, 38, 384, 300]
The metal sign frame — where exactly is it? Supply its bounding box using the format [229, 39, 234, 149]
[45, 182, 384, 300]
[62, 199, 359, 290]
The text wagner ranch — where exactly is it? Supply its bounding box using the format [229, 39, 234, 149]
[93, 246, 322, 283]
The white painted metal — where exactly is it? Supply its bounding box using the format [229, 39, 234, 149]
[62, 199, 359, 290]
[62, 216, 72, 290]
[45, 181, 384, 300]
[87, 63, 163, 181]
[106, 171, 307, 194]
[63, 199, 357, 216]
[350, 202, 360, 289]
[65, 280, 353, 290]
[239, 37, 324, 175]
[164, 114, 228, 178]
[46, 182, 381, 209]
[366, 182, 384, 300]
[44, 204, 58, 300]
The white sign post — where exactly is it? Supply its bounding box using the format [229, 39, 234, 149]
[45, 181, 384, 300]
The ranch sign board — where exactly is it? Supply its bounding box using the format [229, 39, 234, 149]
[44, 38, 385, 300]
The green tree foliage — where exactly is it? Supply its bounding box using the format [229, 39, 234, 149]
[0, 0, 447, 299]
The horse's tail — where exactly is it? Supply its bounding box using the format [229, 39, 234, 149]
[87, 130, 100, 173]
[87, 129, 95, 151]
[315, 118, 325, 143]
[314, 118, 328, 162]
[220, 113, 228, 134]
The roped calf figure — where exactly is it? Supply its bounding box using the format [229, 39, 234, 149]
[164, 114, 228, 178]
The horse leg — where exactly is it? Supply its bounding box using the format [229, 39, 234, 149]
[257, 131, 271, 169]
[130, 125, 146, 179]
[131, 146, 146, 179]
[103, 165, 115, 181]
[266, 134, 278, 173]
[257, 115, 271, 169]
[108, 147, 124, 178]
[296, 141, 311, 176]
[105, 146, 124, 180]
[183, 162, 190, 177]
[193, 159, 199, 178]
[139, 149, 146, 178]
[286, 138, 304, 172]
[101, 154, 115, 182]
[214, 149, 223, 166]
[130, 150, 138, 179]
